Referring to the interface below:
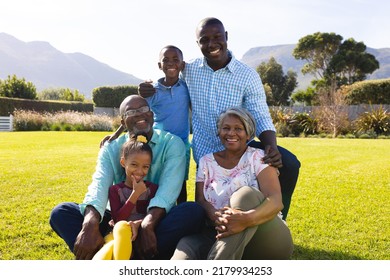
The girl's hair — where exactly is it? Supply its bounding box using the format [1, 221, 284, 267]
[121, 134, 153, 161]
[217, 107, 256, 140]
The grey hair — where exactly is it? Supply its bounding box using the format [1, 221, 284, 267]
[217, 107, 256, 140]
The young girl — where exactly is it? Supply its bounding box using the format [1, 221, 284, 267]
[93, 135, 158, 260]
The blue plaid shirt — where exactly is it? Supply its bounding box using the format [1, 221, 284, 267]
[182, 51, 275, 164]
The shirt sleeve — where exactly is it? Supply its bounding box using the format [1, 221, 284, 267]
[196, 156, 206, 182]
[147, 135, 186, 213]
[79, 140, 123, 221]
[252, 148, 270, 176]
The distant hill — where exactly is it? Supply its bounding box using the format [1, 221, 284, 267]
[0, 33, 143, 99]
[240, 44, 390, 89]
[1, 32, 388, 98]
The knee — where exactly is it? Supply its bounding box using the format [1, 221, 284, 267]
[113, 221, 132, 238]
[172, 234, 212, 260]
[278, 146, 301, 170]
[49, 202, 70, 228]
[172, 236, 197, 260]
[114, 220, 130, 230]
[182, 201, 205, 219]
[176, 202, 206, 231]
[230, 186, 264, 210]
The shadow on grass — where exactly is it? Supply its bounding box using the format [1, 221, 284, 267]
[291, 245, 363, 260]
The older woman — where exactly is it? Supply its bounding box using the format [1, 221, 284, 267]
[173, 107, 293, 260]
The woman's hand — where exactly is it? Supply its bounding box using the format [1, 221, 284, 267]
[214, 207, 249, 239]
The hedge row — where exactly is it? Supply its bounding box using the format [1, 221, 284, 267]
[341, 78, 390, 105]
[0, 97, 93, 115]
[92, 85, 138, 107]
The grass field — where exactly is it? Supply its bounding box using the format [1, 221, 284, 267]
[0, 132, 389, 260]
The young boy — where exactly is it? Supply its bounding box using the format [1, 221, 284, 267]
[105, 45, 190, 204]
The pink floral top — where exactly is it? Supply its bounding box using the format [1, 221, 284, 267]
[196, 147, 269, 209]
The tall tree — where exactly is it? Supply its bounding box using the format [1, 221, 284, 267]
[256, 57, 297, 106]
[327, 38, 379, 85]
[293, 32, 379, 88]
[293, 32, 343, 80]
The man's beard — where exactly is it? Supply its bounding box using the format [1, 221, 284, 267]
[132, 123, 151, 136]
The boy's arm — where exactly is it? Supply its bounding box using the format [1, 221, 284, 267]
[99, 124, 125, 148]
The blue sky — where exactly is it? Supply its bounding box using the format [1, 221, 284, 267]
[0, 0, 389, 81]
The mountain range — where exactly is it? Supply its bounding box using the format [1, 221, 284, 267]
[241, 44, 390, 89]
[1, 32, 389, 99]
[0, 33, 142, 99]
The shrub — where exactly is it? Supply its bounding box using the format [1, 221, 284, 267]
[13, 110, 47, 131]
[290, 112, 318, 136]
[0, 96, 93, 115]
[340, 78, 390, 105]
[354, 105, 390, 135]
[92, 85, 138, 107]
[270, 108, 319, 136]
[270, 107, 293, 137]
[38, 88, 85, 102]
[12, 110, 115, 131]
[0, 74, 37, 99]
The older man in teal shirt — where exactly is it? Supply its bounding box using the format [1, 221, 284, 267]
[50, 95, 205, 260]
[80, 129, 186, 217]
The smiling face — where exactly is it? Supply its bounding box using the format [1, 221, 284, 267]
[121, 151, 151, 184]
[218, 114, 249, 152]
[196, 19, 229, 70]
[120, 95, 154, 138]
[158, 46, 184, 84]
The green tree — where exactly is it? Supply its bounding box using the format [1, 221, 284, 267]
[293, 32, 379, 88]
[38, 87, 85, 102]
[256, 57, 297, 106]
[291, 86, 316, 106]
[327, 38, 379, 85]
[0, 74, 37, 99]
[293, 32, 343, 80]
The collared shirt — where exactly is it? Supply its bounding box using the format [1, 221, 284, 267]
[147, 78, 190, 144]
[196, 147, 268, 209]
[182, 51, 275, 164]
[79, 129, 186, 220]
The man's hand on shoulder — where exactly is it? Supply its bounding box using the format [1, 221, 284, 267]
[263, 145, 283, 168]
[138, 80, 156, 98]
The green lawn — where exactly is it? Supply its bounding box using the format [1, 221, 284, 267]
[0, 132, 389, 260]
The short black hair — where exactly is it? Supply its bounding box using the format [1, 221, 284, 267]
[159, 45, 183, 60]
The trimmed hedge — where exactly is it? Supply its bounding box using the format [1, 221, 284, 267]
[341, 78, 390, 105]
[92, 85, 138, 108]
[0, 96, 93, 115]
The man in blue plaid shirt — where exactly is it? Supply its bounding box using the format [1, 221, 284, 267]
[139, 17, 300, 221]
